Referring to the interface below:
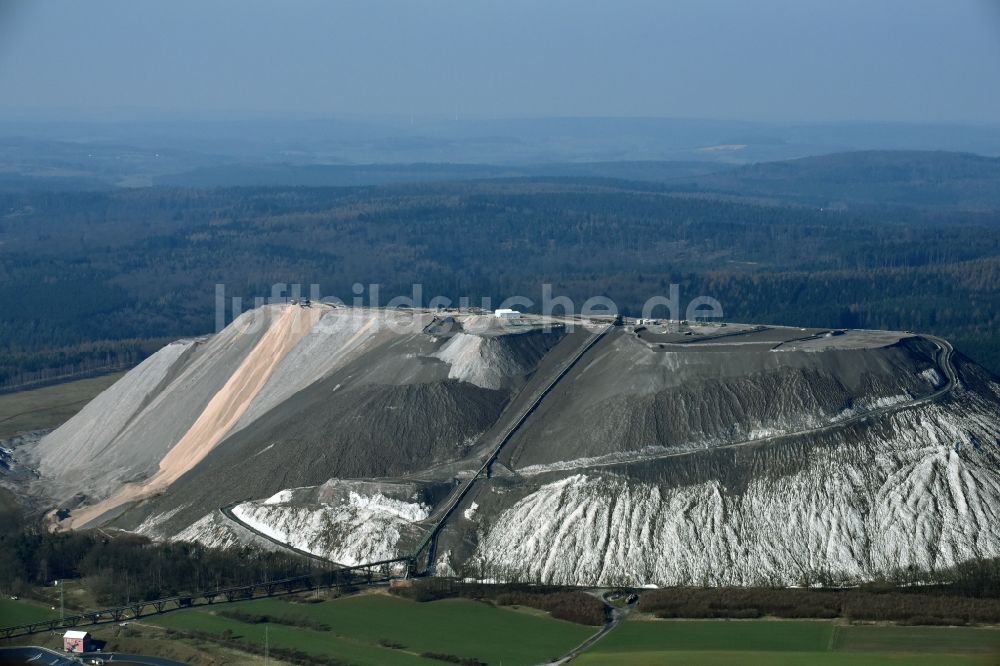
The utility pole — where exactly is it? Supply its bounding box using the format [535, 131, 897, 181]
[264, 624, 269, 666]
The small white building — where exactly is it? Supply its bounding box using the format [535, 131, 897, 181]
[494, 308, 521, 320]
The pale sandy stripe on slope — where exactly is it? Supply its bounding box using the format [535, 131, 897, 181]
[68, 305, 324, 528]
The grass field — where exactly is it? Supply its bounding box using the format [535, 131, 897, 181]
[833, 624, 1000, 654]
[8, 594, 1000, 665]
[0, 598, 60, 626]
[0, 372, 124, 438]
[149, 592, 595, 665]
[576, 619, 1000, 666]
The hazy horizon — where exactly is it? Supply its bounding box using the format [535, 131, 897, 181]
[2, 0, 1000, 125]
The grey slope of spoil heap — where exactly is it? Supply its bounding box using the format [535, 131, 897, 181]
[27, 306, 278, 506]
[26, 308, 1000, 587]
[55, 306, 568, 537]
[446, 330, 1000, 586]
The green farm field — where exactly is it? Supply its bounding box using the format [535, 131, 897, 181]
[8, 592, 1000, 666]
[149, 592, 595, 666]
[577, 618, 1000, 666]
[0, 598, 60, 626]
[0, 372, 124, 438]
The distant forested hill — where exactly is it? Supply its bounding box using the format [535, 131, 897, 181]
[142, 150, 1000, 211]
[153, 161, 722, 188]
[685, 151, 1000, 209]
[1, 177, 1000, 387]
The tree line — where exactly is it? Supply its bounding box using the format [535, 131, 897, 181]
[638, 563, 1000, 626]
[0, 502, 314, 608]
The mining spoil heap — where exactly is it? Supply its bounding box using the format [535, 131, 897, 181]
[21, 305, 1000, 586]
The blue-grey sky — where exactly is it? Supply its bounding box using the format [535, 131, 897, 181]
[2, 0, 1000, 123]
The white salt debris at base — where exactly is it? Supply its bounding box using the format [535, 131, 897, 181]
[921, 367, 944, 387]
[172, 512, 274, 551]
[861, 394, 910, 410]
[831, 394, 910, 423]
[133, 505, 187, 538]
[174, 514, 240, 549]
[463, 502, 479, 520]
[230, 490, 430, 565]
[435, 550, 458, 577]
[474, 398, 1000, 587]
[746, 427, 783, 440]
[263, 489, 294, 505]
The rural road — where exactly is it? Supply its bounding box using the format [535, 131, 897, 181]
[550, 592, 638, 664]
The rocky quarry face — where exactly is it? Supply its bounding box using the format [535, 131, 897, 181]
[18, 304, 1000, 587]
